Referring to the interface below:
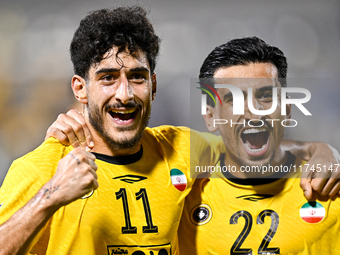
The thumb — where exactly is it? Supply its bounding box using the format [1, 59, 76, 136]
[300, 177, 312, 200]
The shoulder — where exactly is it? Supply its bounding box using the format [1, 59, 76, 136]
[1, 138, 71, 200]
[144, 126, 191, 147]
[146, 125, 190, 138]
[145, 125, 220, 144]
[0, 139, 70, 223]
[9, 138, 71, 175]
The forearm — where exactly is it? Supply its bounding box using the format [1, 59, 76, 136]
[0, 185, 58, 255]
[281, 139, 315, 161]
[0, 148, 97, 254]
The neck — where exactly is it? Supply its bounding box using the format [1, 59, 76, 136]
[224, 145, 288, 179]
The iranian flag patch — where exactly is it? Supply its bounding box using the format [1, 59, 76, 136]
[300, 201, 325, 223]
[170, 169, 187, 191]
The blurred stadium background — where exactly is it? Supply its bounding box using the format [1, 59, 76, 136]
[0, 0, 339, 184]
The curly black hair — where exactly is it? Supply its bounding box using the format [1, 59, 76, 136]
[70, 6, 160, 78]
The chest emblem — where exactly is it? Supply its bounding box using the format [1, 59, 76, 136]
[300, 201, 325, 223]
[170, 169, 187, 191]
[190, 204, 212, 225]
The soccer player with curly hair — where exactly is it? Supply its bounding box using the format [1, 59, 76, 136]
[0, 7, 338, 255]
[0, 6, 224, 254]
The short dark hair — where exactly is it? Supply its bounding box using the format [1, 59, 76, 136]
[200, 36, 287, 80]
[70, 6, 160, 78]
[199, 37, 287, 106]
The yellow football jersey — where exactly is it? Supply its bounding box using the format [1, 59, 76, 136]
[179, 153, 340, 255]
[0, 126, 223, 255]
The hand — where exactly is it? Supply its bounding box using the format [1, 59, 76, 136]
[300, 144, 340, 199]
[39, 148, 98, 207]
[45, 109, 94, 151]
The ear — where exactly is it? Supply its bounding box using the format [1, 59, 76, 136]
[151, 73, 157, 101]
[71, 75, 88, 104]
[203, 105, 218, 132]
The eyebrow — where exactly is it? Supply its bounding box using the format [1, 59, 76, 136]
[130, 67, 149, 73]
[223, 91, 233, 101]
[95, 68, 121, 75]
[95, 67, 150, 76]
[256, 85, 275, 93]
[222, 85, 275, 101]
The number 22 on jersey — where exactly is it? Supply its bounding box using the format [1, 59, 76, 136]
[230, 210, 280, 255]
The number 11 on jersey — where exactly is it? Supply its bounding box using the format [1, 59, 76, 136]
[116, 188, 158, 234]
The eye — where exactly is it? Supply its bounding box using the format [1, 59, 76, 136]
[101, 75, 115, 82]
[262, 93, 272, 98]
[223, 96, 233, 104]
[129, 73, 146, 83]
[258, 92, 273, 101]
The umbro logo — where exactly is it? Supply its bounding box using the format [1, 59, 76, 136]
[236, 194, 274, 202]
[113, 175, 147, 184]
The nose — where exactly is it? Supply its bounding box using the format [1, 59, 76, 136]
[244, 96, 261, 121]
[115, 78, 134, 104]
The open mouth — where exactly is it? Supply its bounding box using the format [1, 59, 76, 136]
[109, 108, 139, 124]
[241, 127, 269, 157]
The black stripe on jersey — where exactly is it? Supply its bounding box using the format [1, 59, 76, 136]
[221, 151, 296, 185]
[92, 146, 143, 165]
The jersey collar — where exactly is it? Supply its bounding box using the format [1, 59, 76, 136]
[92, 146, 143, 165]
[222, 152, 296, 186]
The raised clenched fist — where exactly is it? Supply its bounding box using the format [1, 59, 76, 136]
[38, 148, 98, 207]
